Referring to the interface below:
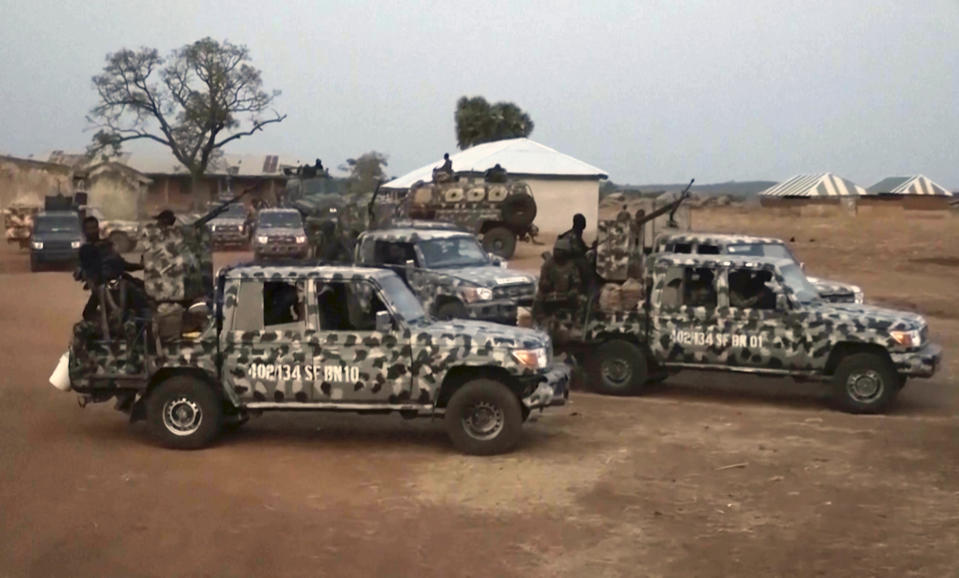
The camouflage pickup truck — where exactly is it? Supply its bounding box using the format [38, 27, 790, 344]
[54, 224, 567, 455]
[355, 223, 537, 324]
[535, 218, 942, 414]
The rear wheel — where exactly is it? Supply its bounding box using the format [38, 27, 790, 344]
[146, 375, 223, 449]
[482, 226, 517, 259]
[588, 339, 648, 395]
[832, 353, 899, 414]
[445, 378, 523, 455]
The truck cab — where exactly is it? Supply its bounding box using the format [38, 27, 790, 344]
[29, 211, 83, 271]
[652, 232, 864, 303]
[355, 225, 536, 324]
[252, 208, 309, 260]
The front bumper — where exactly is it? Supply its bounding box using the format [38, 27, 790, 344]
[520, 363, 570, 410]
[255, 243, 308, 257]
[466, 299, 532, 325]
[33, 249, 79, 263]
[890, 343, 943, 378]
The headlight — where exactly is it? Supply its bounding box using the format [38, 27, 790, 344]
[890, 329, 921, 348]
[32, 241, 43, 250]
[71, 240, 81, 249]
[209, 225, 217, 231]
[295, 235, 307, 244]
[460, 286, 494, 303]
[511, 348, 548, 369]
[329, 207, 338, 213]
[256, 235, 269, 244]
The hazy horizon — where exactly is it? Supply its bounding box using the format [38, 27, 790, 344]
[1, 0, 957, 188]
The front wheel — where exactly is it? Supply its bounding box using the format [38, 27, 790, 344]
[482, 226, 517, 260]
[832, 353, 899, 414]
[588, 339, 648, 395]
[435, 299, 468, 320]
[146, 375, 223, 449]
[445, 378, 523, 455]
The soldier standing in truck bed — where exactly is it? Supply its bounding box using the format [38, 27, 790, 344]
[484, 163, 507, 183]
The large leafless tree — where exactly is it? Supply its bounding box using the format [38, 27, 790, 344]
[88, 37, 286, 191]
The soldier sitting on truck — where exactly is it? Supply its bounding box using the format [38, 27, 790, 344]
[484, 163, 508, 183]
[432, 153, 454, 183]
[533, 237, 584, 318]
[78, 216, 145, 322]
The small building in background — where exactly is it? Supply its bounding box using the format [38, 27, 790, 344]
[382, 138, 608, 235]
[759, 173, 866, 216]
[864, 175, 953, 211]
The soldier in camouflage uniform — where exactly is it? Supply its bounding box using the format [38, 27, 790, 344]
[534, 237, 584, 320]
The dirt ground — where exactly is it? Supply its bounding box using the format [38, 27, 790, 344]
[1, 208, 958, 577]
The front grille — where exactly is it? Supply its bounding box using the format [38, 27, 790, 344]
[493, 283, 535, 301]
[269, 236, 296, 244]
[43, 241, 74, 251]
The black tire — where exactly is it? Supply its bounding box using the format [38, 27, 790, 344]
[109, 231, 134, 253]
[445, 378, 524, 455]
[435, 299, 468, 320]
[588, 339, 648, 395]
[833, 352, 900, 414]
[482, 226, 517, 259]
[146, 375, 223, 449]
[500, 193, 537, 229]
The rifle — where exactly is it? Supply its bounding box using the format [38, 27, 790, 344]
[191, 185, 257, 230]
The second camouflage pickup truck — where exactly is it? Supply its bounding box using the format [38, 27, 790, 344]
[534, 217, 942, 414]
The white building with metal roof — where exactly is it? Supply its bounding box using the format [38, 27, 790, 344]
[867, 175, 953, 197]
[759, 173, 867, 198]
[383, 138, 608, 235]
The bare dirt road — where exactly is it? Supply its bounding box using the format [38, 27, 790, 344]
[1, 208, 957, 577]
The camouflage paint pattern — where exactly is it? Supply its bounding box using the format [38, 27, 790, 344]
[140, 223, 213, 303]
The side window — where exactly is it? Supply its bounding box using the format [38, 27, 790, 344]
[232, 280, 263, 332]
[672, 243, 692, 254]
[373, 241, 417, 266]
[317, 280, 391, 331]
[728, 268, 776, 310]
[660, 266, 684, 309]
[682, 267, 717, 308]
[697, 244, 721, 255]
[263, 281, 307, 330]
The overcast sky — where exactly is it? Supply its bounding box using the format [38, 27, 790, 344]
[1, 0, 957, 187]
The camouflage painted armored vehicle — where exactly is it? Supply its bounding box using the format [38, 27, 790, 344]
[653, 232, 864, 303]
[355, 224, 537, 324]
[53, 220, 568, 455]
[533, 209, 942, 414]
[252, 208, 309, 260]
[402, 177, 538, 259]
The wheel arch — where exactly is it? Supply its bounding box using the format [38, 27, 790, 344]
[436, 365, 521, 409]
[131, 367, 226, 422]
[825, 342, 894, 376]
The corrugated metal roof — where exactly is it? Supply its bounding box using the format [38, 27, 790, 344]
[382, 138, 607, 189]
[44, 151, 300, 177]
[759, 173, 867, 197]
[867, 175, 952, 196]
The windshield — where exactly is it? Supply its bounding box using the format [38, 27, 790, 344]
[418, 236, 489, 268]
[378, 274, 426, 323]
[258, 212, 302, 229]
[727, 242, 798, 264]
[215, 205, 248, 219]
[780, 264, 820, 303]
[35, 215, 80, 234]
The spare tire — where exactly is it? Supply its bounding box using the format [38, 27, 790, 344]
[500, 193, 536, 230]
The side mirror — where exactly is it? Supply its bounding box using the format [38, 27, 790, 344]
[375, 310, 392, 332]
